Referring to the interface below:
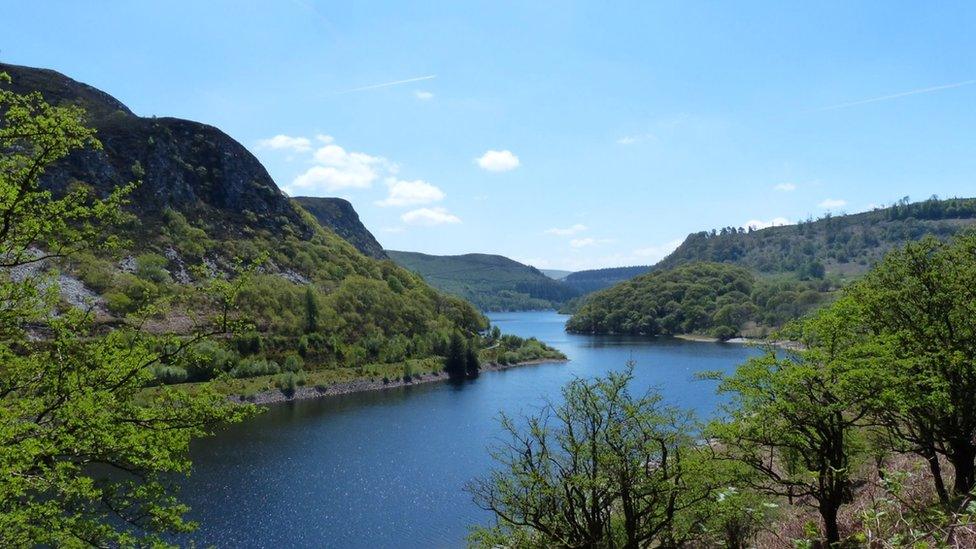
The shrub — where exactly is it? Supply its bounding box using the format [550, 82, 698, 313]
[230, 357, 279, 379]
[152, 365, 188, 384]
[282, 354, 304, 373]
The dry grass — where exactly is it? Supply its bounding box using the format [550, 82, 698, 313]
[755, 454, 976, 548]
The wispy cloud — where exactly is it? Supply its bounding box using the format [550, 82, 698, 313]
[414, 90, 434, 101]
[819, 198, 847, 209]
[545, 224, 587, 236]
[774, 182, 797, 192]
[816, 79, 976, 111]
[338, 75, 437, 94]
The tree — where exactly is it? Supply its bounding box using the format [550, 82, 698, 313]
[713, 298, 882, 546]
[0, 72, 253, 546]
[468, 368, 715, 548]
[444, 331, 467, 379]
[848, 234, 976, 502]
[304, 284, 319, 333]
[464, 341, 480, 378]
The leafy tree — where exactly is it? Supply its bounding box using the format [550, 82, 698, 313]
[0, 72, 252, 546]
[848, 233, 976, 502]
[468, 368, 716, 548]
[444, 331, 467, 379]
[712, 298, 883, 546]
[464, 341, 480, 378]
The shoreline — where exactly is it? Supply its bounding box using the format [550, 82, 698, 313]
[232, 357, 570, 406]
[675, 333, 802, 350]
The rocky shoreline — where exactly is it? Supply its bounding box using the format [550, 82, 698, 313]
[232, 357, 570, 406]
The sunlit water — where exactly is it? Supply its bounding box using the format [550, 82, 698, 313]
[179, 311, 762, 548]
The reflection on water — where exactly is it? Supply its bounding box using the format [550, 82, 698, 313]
[180, 311, 761, 548]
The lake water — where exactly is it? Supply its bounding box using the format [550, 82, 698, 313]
[180, 311, 762, 548]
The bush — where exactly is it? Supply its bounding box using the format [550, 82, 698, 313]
[282, 354, 304, 373]
[230, 357, 279, 379]
[134, 253, 172, 284]
[152, 365, 188, 384]
[276, 370, 307, 396]
[183, 340, 239, 381]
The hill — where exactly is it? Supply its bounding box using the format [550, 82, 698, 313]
[387, 251, 579, 311]
[562, 265, 652, 294]
[656, 196, 976, 277]
[292, 196, 386, 259]
[566, 262, 831, 339]
[0, 62, 490, 386]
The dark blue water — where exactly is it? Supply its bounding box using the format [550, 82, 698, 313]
[180, 311, 761, 548]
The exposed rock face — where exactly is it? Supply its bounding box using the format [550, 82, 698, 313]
[0, 62, 311, 239]
[292, 196, 387, 259]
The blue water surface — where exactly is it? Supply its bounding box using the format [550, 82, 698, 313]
[180, 311, 761, 548]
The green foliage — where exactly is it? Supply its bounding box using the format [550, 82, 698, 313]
[567, 262, 831, 338]
[847, 232, 976, 501]
[468, 368, 729, 548]
[387, 250, 579, 311]
[657, 196, 976, 277]
[0, 75, 253, 546]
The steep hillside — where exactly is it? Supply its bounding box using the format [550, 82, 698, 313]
[388, 251, 579, 311]
[292, 196, 386, 259]
[562, 265, 652, 294]
[0, 63, 489, 386]
[657, 197, 976, 277]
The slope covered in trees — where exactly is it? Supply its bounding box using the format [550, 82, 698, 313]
[387, 250, 579, 311]
[657, 196, 976, 276]
[0, 63, 489, 386]
[566, 262, 832, 338]
[561, 264, 652, 294]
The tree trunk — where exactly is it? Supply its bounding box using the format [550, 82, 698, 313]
[925, 451, 951, 505]
[820, 504, 841, 547]
[950, 448, 976, 497]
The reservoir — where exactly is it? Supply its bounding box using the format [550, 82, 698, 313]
[181, 311, 762, 548]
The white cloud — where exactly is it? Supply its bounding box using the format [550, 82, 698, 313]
[743, 217, 791, 230]
[819, 198, 847, 209]
[774, 182, 797, 192]
[401, 207, 461, 226]
[376, 178, 445, 207]
[570, 237, 614, 248]
[286, 141, 392, 194]
[257, 134, 312, 152]
[476, 150, 520, 172]
[414, 90, 434, 100]
[616, 133, 656, 146]
[631, 239, 684, 262]
[545, 223, 587, 236]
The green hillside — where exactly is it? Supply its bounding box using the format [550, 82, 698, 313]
[657, 196, 976, 276]
[388, 251, 580, 311]
[1, 62, 491, 386]
[562, 265, 652, 294]
[567, 197, 976, 339]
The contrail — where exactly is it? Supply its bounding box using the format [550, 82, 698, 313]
[337, 75, 437, 94]
[817, 79, 976, 111]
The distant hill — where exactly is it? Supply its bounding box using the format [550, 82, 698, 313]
[541, 269, 573, 280]
[387, 251, 580, 311]
[656, 196, 976, 277]
[562, 265, 652, 294]
[292, 196, 386, 259]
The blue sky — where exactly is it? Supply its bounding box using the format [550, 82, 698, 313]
[5, 1, 975, 270]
